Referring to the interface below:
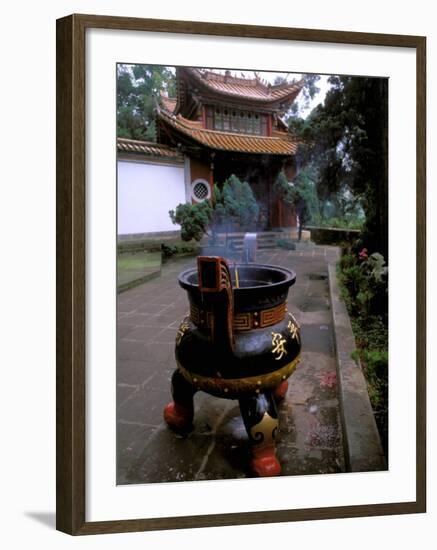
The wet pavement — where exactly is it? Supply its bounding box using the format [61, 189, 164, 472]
[117, 246, 344, 484]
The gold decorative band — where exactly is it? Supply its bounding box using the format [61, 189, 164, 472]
[190, 302, 287, 331]
[177, 355, 300, 396]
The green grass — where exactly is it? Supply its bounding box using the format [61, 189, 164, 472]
[118, 237, 199, 254]
[118, 251, 161, 271]
[117, 251, 162, 291]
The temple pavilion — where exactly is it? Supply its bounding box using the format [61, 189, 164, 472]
[117, 67, 303, 237]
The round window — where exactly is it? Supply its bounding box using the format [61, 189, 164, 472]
[191, 179, 211, 202]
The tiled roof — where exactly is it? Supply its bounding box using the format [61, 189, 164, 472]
[177, 117, 203, 129]
[158, 111, 297, 156]
[272, 128, 289, 138]
[160, 96, 177, 113]
[185, 68, 303, 103]
[117, 137, 182, 159]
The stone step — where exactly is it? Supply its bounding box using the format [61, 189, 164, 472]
[208, 230, 313, 251]
[230, 241, 276, 251]
[220, 232, 282, 249]
[226, 236, 278, 250]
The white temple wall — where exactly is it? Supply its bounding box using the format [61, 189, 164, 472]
[117, 159, 186, 235]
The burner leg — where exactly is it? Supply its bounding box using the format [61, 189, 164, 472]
[239, 392, 281, 477]
[163, 369, 196, 433]
[273, 380, 289, 402]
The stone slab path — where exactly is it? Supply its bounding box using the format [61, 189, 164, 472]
[117, 246, 344, 484]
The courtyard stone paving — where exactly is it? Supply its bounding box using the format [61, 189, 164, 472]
[117, 245, 344, 484]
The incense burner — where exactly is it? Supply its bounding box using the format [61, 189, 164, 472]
[164, 256, 301, 477]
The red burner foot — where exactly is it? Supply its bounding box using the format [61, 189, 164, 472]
[274, 380, 289, 401]
[250, 445, 281, 477]
[163, 401, 193, 433]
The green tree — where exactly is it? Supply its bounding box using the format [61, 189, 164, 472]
[117, 64, 176, 141]
[295, 76, 388, 255]
[220, 174, 259, 229]
[273, 169, 319, 224]
[272, 170, 294, 206]
[169, 174, 259, 242]
[274, 73, 321, 119]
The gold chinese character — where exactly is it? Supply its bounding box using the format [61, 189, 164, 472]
[287, 320, 300, 342]
[176, 320, 190, 346]
[271, 332, 287, 361]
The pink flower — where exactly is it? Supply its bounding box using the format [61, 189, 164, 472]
[320, 371, 337, 389]
[358, 248, 368, 260]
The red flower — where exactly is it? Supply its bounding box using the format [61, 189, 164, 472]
[358, 248, 368, 260]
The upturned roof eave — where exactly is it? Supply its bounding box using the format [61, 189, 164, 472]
[182, 67, 304, 106]
[157, 110, 297, 156]
[117, 136, 183, 160]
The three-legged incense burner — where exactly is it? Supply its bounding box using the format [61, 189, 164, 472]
[164, 256, 301, 477]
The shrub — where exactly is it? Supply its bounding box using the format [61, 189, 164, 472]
[219, 174, 259, 230]
[161, 242, 199, 259]
[312, 215, 364, 230]
[169, 201, 212, 242]
[169, 174, 259, 242]
[338, 250, 388, 320]
[339, 248, 388, 456]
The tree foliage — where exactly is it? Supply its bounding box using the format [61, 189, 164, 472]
[274, 73, 321, 118]
[169, 201, 212, 242]
[291, 76, 388, 255]
[272, 169, 319, 225]
[169, 174, 259, 242]
[117, 64, 176, 141]
[293, 167, 321, 222]
[214, 174, 259, 229]
[272, 170, 295, 206]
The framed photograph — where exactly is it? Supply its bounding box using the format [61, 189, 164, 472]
[56, 14, 426, 535]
